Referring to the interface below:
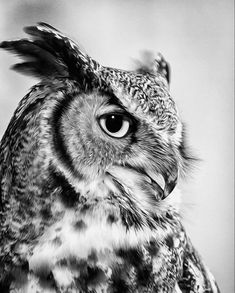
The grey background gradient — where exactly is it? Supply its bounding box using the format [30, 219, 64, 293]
[0, 1, 233, 292]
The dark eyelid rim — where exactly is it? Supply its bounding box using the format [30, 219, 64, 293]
[99, 111, 130, 120]
[98, 107, 139, 124]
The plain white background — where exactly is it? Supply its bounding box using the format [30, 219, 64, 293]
[0, 1, 234, 292]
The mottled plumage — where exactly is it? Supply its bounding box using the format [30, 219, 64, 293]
[0, 23, 219, 293]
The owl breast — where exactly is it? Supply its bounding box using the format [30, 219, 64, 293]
[10, 174, 184, 293]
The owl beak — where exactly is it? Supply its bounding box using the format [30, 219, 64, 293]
[107, 164, 178, 201]
[162, 169, 178, 199]
[146, 166, 178, 200]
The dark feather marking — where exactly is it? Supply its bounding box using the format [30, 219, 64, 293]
[40, 204, 52, 220]
[116, 247, 143, 267]
[51, 91, 84, 180]
[116, 247, 152, 287]
[110, 267, 131, 293]
[87, 251, 98, 266]
[37, 271, 56, 291]
[50, 165, 80, 208]
[84, 266, 107, 286]
[0, 275, 12, 293]
[107, 213, 118, 224]
[146, 240, 160, 257]
[51, 236, 62, 247]
[73, 220, 87, 231]
[165, 235, 174, 249]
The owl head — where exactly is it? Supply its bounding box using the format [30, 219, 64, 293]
[0, 23, 193, 228]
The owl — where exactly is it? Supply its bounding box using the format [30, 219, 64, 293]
[0, 23, 220, 293]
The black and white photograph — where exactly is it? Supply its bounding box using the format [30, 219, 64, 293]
[0, 1, 233, 292]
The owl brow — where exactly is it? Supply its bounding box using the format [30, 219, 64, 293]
[104, 92, 123, 107]
[102, 92, 139, 123]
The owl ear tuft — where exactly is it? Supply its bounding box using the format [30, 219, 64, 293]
[153, 53, 170, 84]
[0, 22, 100, 89]
[134, 51, 170, 85]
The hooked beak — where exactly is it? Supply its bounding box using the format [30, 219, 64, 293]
[143, 163, 178, 200]
[145, 166, 178, 200]
[108, 163, 178, 201]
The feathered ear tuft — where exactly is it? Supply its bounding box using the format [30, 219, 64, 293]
[0, 22, 101, 88]
[134, 51, 170, 85]
[154, 53, 170, 84]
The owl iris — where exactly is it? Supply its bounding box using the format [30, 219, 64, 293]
[99, 113, 131, 138]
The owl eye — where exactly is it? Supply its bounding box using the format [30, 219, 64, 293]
[98, 114, 131, 138]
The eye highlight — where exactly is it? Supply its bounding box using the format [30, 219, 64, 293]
[98, 113, 131, 138]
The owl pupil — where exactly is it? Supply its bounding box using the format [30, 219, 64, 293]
[106, 115, 123, 133]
